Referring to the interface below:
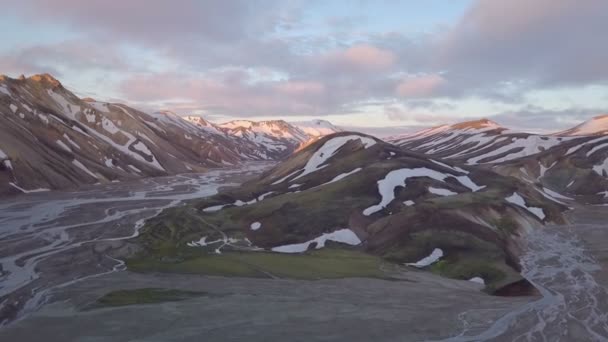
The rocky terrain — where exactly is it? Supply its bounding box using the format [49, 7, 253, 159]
[0, 74, 340, 196]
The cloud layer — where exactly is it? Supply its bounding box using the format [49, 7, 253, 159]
[1, 0, 607, 128]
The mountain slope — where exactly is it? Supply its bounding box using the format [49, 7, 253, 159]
[0, 74, 257, 195]
[389, 118, 608, 204]
[0, 74, 344, 196]
[555, 114, 608, 136]
[387, 119, 573, 165]
[131, 132, 568, 293]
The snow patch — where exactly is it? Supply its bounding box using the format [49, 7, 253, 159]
[323, 168, 362, 186]
[505, 192, 545, 220]
[63, 134, 81, 149]
[428, 187, 458, 196]
[202, 204, 227, 212]
[406, 248, 443, 268]
[72, 160, 98, 179]
[0, 85, 10, 96]
[469, 277, 485, 285]
[56, 140, 72, 152]
[292, 135, 376, 181]
[250, 222, 262, 231]
[101, 117, 120, 134]
[9, 183, 50, 193]
[104, 158, 114, 168]
[592, 158, 608, 177]
[363, 168, 484, 216]
[271, 228, 361, 253]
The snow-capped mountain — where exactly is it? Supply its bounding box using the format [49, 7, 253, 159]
[291, 119, 342, 137]
[0, 74, 263, 195]
[218, 120, 314, 159]
[0, 74, 343, 196]
[387, 119, 571, 165]
[387, 118, 608, 203]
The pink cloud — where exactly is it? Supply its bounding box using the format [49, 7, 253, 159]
[320, 44, 396, 71]
[120, 72, 328, 116]
[396, 74, 446, 98]
[275, 81, 325, 96]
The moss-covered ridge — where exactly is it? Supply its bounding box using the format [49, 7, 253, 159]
[127, 132, 568, 294]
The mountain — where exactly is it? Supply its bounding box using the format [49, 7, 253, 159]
[388, 118, 608, 204]
[554, 114, 608, 136]
[387, 119, 571, 165]
[130, 132, 568, 293]
[0, 74, 343, 196]
[0, 74, 260, 195]
[218, 119, 316, 159]
[291, 119, 342, 137]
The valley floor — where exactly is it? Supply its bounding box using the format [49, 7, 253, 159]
[0, 164, 607, 341]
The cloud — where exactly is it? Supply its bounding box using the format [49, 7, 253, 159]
[437, 0, 608, 89]
[489, 106, 606, 133]
[324, 44, 397, 71]
[10, 1, 285, 44]
[4, 0, 608, 129]
[396, 74, 446, 98]
[119, 71, 331, 116]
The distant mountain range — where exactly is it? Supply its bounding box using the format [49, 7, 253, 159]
[1, 73, 607, 200]
[387, 118, 608, 203]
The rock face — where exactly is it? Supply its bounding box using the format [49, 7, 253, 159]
[386, 118, 608, 204]
[0, 74, 340, 195]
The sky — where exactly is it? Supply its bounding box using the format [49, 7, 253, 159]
[1, 0, 607, 135]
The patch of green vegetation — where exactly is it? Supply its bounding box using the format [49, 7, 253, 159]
[127, 248, 386, 280]
[94, 288, 207, 308]
[492, 215, 518, 235]
[430, 258, 506, 285]
[381, 229, 504, 263]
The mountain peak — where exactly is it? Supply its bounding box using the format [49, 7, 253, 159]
[451, 118, 501, 130]
[27, 73, 63, 88]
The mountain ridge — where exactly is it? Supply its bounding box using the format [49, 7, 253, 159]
[0, 74, 340, 195]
